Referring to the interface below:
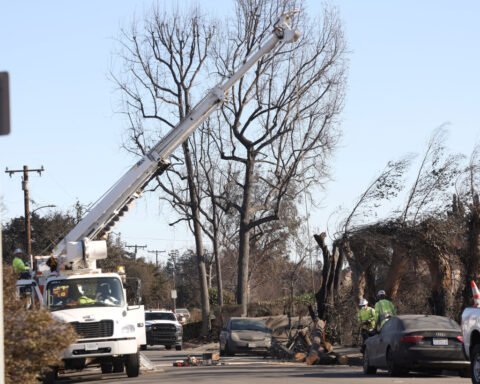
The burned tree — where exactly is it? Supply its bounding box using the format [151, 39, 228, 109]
[213, 0, 347, 316]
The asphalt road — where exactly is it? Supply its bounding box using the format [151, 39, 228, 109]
[55, 345, 471, 384]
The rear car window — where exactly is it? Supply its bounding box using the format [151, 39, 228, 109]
[400, 316, 459, 330]
[231, 319, 269, 331]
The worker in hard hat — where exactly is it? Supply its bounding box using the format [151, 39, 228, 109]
[357, 298, 376, 352]
[12, 248, 26, 275]
[374, 290, 396, 329]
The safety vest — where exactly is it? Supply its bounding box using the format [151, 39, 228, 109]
[79, 295, 95, 304]
[358, 306, 376, 330]
[375, 299, 396, 327]
[13, 256, 25, 274]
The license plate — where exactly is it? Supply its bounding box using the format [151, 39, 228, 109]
[432, 338, 448, 346]
[248, 343, 257, 348]
[85, 343, 99, 351]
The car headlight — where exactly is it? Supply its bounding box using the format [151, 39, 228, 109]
[265, 336, 272, 346]
[121, 324, 135, 334]
[176, 324, 183, 332]
[230, 332, 240, 341]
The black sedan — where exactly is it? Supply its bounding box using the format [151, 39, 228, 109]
[363, 314, 469, 376]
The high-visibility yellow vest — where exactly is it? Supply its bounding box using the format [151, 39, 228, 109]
[13, 256, 25, 274]
[358, 306, 376, 329]
[375, 299, 396, 326]
[79, 295, 95, 304]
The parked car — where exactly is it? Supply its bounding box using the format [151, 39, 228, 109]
[363, 315, 469, 376]
[176, 308, 191, 321]
[219, 317, 272, 356]
[141, 310, 183, 351]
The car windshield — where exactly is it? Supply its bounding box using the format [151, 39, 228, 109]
[146, 312, 176, 321]
[46, 277, 124, 311]
[231, 319, 269, 332]
[176, 309, 189, 315]
[401, 316, 459, 330]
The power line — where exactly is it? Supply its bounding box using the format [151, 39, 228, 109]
[125, 244, 147, 261]
[147, 250, 166, 267]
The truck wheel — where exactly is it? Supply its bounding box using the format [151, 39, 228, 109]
[113, 358, 124, 373]
[41, 366, 58, 384]
[471, 344, 480, 384]
[175, 345, 182, 351]
[126, 352, 140, 378]
[140, 344, 147, 351]
[101, 363, 113, 374]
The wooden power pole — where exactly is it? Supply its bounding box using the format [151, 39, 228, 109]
[125, 244, 147, 260]
[5, 165, 44, 258]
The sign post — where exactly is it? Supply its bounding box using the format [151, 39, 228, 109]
[171, 289, 177, 313]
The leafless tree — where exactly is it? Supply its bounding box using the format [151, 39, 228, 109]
[113, 5, 215, 335]
[212, 0, 348, 315]
[385, 127, 463, 299]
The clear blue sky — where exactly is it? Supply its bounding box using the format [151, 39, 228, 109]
[1, 0, 479, 263]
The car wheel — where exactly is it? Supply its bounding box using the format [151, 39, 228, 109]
[471, 344, 480, 383]
[386, 347, 402, 377]
[362, 348, 377, 375]
[140, 344, 147, 351]
[175, 345, 182, 351]
[165, 345, 172, 350]
[225, 341, 234, 356]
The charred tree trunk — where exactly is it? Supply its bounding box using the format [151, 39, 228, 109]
[345, 242, 367, 301]
[385, 246, 409, 300]
[237, 152, 255, 317]
[314, 233, 340, 320]
[213, 226, 223, 306]
[427, 254, 452, 316]
[183, 142, 211, 335]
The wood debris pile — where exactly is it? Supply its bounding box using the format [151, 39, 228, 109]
[269, 313, 349, 365]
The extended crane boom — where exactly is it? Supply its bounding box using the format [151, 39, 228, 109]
[53, 10, 300, 268]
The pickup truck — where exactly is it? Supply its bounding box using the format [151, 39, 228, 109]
[461, 281, 480, 384]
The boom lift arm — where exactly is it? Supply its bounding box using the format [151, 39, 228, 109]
[53, 10, 300, 268]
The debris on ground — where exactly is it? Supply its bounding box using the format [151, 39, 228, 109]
[173, 353, 222, 367]
[268, 306, 361, 366]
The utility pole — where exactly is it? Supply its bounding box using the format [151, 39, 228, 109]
[125, 244, 147, 260]
[147, 250, 166, 267]
[5, 165, 44, 259]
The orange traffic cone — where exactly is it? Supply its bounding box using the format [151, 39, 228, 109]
[471, 281, 480, 307]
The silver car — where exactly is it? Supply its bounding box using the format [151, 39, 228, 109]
[219, 317, 272, 356]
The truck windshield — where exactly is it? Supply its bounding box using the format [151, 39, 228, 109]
[46, 277, 124, 311]
[145, 312, 176, 321]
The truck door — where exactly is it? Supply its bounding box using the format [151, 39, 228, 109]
[127, 305, 146, 346]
